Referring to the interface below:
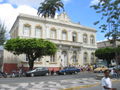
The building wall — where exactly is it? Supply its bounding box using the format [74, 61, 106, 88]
[97, 40, 120, 48]
[0, 50, 3, 71]
[3, 13, 97, 73]
[97, 40, 120, 66]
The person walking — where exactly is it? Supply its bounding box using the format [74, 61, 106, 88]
[101, 70, 117, 90]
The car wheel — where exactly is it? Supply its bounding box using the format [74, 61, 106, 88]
[63, 72, 66, 75]
[31, 73, 34, 77]
[46, 72, 49, 76]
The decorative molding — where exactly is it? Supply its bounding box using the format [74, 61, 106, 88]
[49, 62, 57, 64]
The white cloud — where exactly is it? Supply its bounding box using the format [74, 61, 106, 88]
[8, 0, 44, 8]
[0, 0, 3, 2]
[90, 0, 100, 5]
[8, 0, 70, 8]
[17, 5, 37, 16]
[0, 4, 37, 32]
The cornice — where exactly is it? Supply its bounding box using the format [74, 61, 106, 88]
[18, 13, 97, 32]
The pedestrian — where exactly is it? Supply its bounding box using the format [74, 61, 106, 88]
[101, 70, 117, 90]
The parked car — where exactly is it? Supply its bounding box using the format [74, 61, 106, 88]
[0, 71, 7, 78]
[57, 67, 80, 75]
[94, 66, 108, 73]
[25, 67, 49, 77]
[113, 65, 120, 70]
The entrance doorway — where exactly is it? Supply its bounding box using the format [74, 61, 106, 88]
[61, 51, 68, 67]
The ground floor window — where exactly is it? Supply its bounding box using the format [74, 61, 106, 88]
[73, 51, 77, 63]
[50, 55, 55, 62]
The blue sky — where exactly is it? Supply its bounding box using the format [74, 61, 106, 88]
[0, 0, 106, 41]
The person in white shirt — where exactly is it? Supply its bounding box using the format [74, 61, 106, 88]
[101, 70, 116, 90]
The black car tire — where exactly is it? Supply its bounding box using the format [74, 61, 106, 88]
[31, 73, 34, 77]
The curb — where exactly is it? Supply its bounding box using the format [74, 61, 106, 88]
[61, 79, 120, 90]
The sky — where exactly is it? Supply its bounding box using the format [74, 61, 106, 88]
[0, 0, 106, 41]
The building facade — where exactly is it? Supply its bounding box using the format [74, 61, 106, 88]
[3, 13, 97, 73]
[97, 40, 120, 48]
[97, 40, 120, 66]
[0, 49, 3, 71]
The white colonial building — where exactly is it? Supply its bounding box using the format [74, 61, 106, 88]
[3, 13, 97, 73]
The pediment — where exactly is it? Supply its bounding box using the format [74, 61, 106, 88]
[58, 12, 71, 22]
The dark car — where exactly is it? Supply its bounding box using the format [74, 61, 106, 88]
[0, 71, 7, 78]
[25, 67, 49, 77]
[57, 67, 80, 75]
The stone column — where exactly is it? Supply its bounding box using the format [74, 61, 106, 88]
[68, 30, 72, 41]
[57, 28, 61, 40]
[68, 46, 73, 66]
[42, 23, 48, 39]
[30, 25, 35, 38]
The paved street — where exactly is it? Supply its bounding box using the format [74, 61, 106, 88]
[0, 72, 119, 90]
[0, 72, 96, 84]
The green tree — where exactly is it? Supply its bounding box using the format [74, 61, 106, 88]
[115, 46, 120, 64]
[37, 0, 64, 18]
[95, 47, 115, 66]
[0, 21, 6, 45]
[4, 38, 57, 70]
[91, 0, 120, 46]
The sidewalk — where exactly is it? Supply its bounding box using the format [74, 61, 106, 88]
[80, 81, 120, 90]
[0, 78, 119, 90]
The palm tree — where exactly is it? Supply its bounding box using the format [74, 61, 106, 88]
[37, 0, 64, 18]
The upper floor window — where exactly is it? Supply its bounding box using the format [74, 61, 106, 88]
[23, 24, 31, 36]
[35, 27, 42, 38]
[83, 34, 88, 43]
[73, 51, 77, 63]
[62, 30, 67, 40]
[90, 35, 95, 44]
[72, 32, 77, 42]
[51, 29, 56, 39]
[50, 55, 55, 62]
[84, 52, 88, 64]
[91, 53, 95, 63]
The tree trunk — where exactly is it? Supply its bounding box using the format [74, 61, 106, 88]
[28, 60, 34, 70]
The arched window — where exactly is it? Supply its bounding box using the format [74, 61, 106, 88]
[83, 34, 88, 43]
[91, 53, 94, 63]
[72, 32, 77, 42]
[50, 29, 56, 39]
[90, 35, 95, 44]
[73, 51, 77, 63]
[23, 24, 31, 36]
[84, 52, 88, 64]
[62, 30, 67, 40]
[35, 26, 42, 38]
